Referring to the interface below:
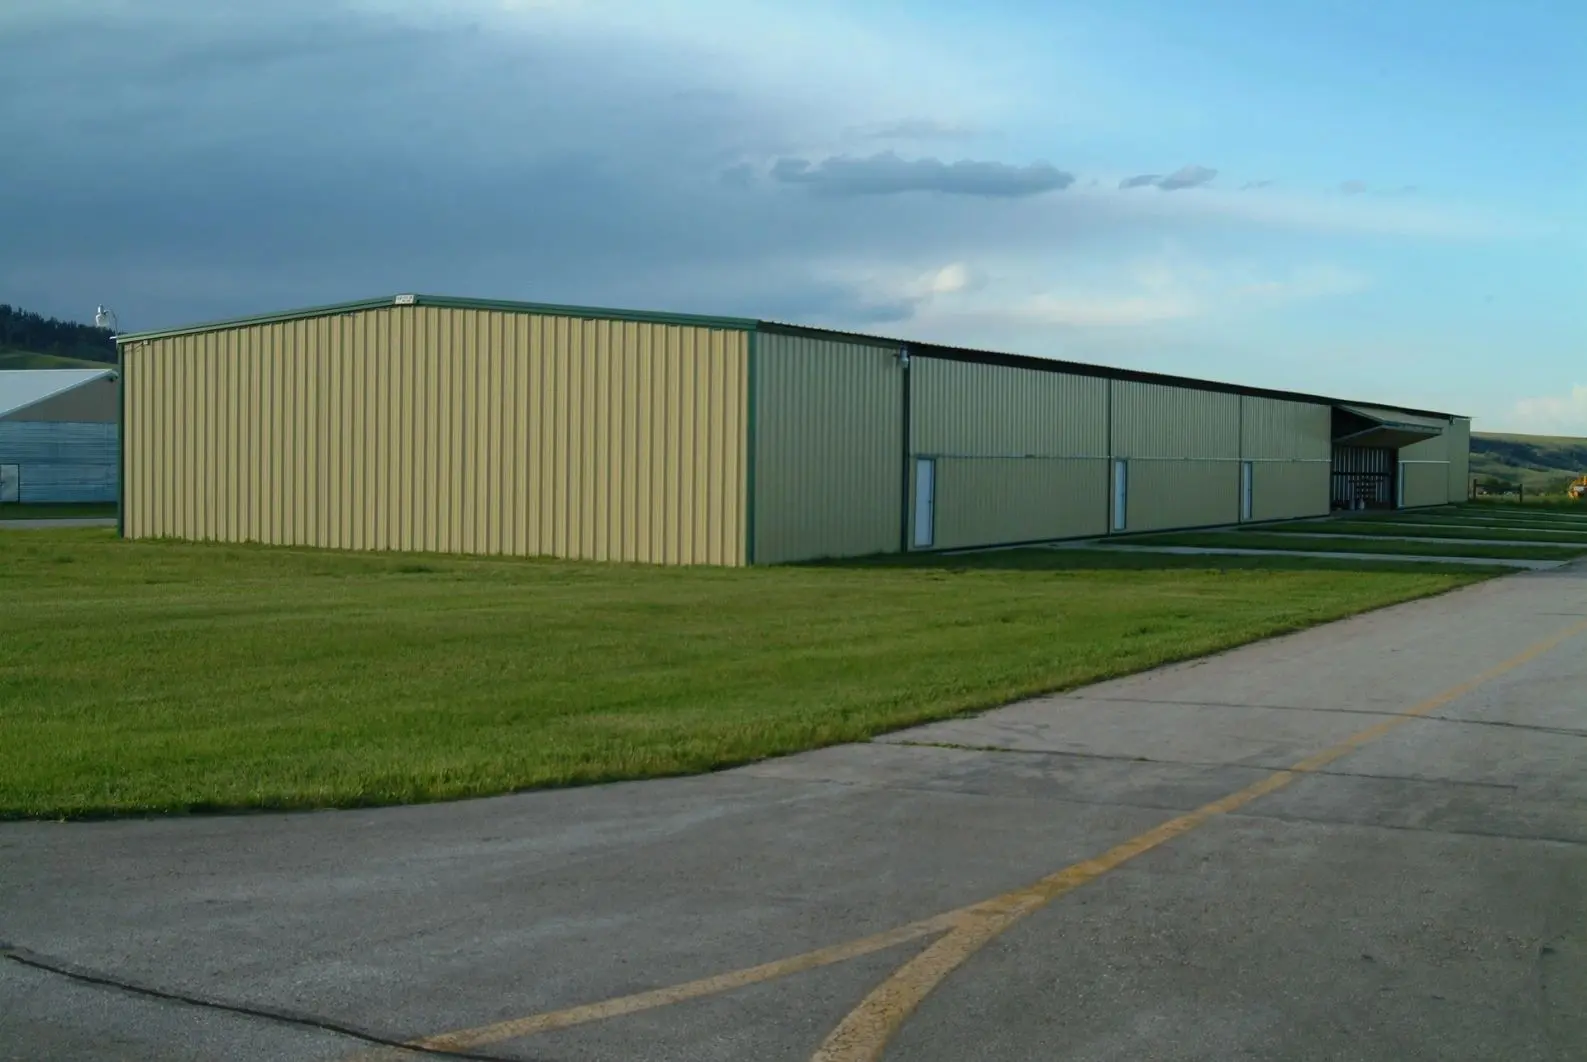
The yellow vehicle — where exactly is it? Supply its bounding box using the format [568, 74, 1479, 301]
[1570, 475, 1587, 499]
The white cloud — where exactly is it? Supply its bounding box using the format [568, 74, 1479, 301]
[1232, 264, 1369, 302]
[917, 263, 980, 297]
[859, 253, 1370, 338]
[1073, 182, 1526, 241]
[1014, 290, 1203, 327]
[1513, 386, 1587, 435]
[0, 0, 1548, 388]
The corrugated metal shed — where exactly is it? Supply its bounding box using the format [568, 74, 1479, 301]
[120, 304, 746, 562]
[0, 422, 119, 502]
[0, 369, 120, 504]
[112, 293, 1475, 564]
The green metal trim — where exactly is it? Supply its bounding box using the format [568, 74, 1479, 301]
[114, 297, 402, 344]
[899, 347, 912, 554]
[1105, 378, 1115, 536]
[744, 329, 758, 566]
[115, 298, 1462, 423]
[756, 319, 1465, 422]
[114, 294, 759, 344]
[116, 342, 125, 538]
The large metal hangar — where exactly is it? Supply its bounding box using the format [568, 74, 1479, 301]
[114, 294, 1470, 565]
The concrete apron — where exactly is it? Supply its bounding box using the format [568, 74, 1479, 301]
[1092, 544, 1566, 570]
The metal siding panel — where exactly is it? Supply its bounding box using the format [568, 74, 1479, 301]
[1124, 459, 1241, 532]
[120, 307, 747, 564]
[911, 358, 1108, 456]
[932, 457, 1108, 549]
[498, 314, 746, 565]
[1398, 427, 1451, 462]
[397, 306, 416, 553]
[1402, 462, 1449, 508]
[1447, 418, 1471, 501]
[1250, 462, 1331, 522]
[636, 323, 656, 563]
[753, 333, 903, 564]
[1112, 381, 1240, 459]
[120, 352, 137, 534]
[0, 422, 119, 502]
[1239, 397, 1332, 460]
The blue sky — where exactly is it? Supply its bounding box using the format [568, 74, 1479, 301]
[3, 0, 1583, 431]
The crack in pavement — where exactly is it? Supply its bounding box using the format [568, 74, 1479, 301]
[1068, 698, 1587, 737]
[884, 741, 1524, 789]
[0, 943, 553, 1062]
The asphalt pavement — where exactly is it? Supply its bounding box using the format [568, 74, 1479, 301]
[3, 563, 1585, 1062]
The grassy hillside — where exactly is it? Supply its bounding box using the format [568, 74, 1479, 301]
[1470, 432, 1587, 495]
[0, 349, 110, 371]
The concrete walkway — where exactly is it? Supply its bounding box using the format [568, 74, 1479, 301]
[1256, 532, 1587, 549]
[1093, 543, 1566, 569]
[3, 565, 1586, 1061]
[1343, 521, 1587, 538]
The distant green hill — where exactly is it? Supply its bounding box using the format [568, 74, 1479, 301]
[1470, 432, 1587, 494]
[0, 349, 110, 371]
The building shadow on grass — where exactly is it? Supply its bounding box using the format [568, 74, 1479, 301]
[811, 545, 1522, 578]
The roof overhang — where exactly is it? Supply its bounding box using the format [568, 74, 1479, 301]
[1333, 403, 1447, 450]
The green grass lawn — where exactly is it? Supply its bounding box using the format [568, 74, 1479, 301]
[1261, 520, 1587, 545]
[0, 350, 111, 371]
[0, 502, 117, 521]
[1110, 530, 1587, 560]
[0, 530, 1490, 819]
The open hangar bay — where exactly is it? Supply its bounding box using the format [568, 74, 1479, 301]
[113, 294, 1471, 563]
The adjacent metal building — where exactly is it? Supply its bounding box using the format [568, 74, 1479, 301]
[0, 369, 120, 504]
[115, 295, 1472, 565]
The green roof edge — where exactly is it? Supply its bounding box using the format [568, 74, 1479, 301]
[754, 320, 1468, 422]
[111, 294, 1467, 423]
[114, 294, 759, 344]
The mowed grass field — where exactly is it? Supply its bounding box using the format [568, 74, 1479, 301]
[0, 502, 118, 521]
[0, 529, 1492, 819]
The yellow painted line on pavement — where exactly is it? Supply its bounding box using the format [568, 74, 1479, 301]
[354, 617, 1587, 1062]
[347, 912, 964, 1059]
[809, 616, 1587, 1062]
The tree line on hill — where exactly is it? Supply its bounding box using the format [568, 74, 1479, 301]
[0, 304, 117, 364]
[1470, 432, 1587, 496]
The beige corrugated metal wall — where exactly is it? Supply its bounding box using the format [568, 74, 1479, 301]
[1397, 425, 1454, 507]
[1401, 462, 1449, 508]
[931, 458, 1110, 549]
[752, 332, 902, 563]
[1111, 381, 1240, 532]
[122, 306, 748, 564]
[911, 358, 1108, 548]
[1240, 397, 1332, 521]
[1250, 462, 1332, 522]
